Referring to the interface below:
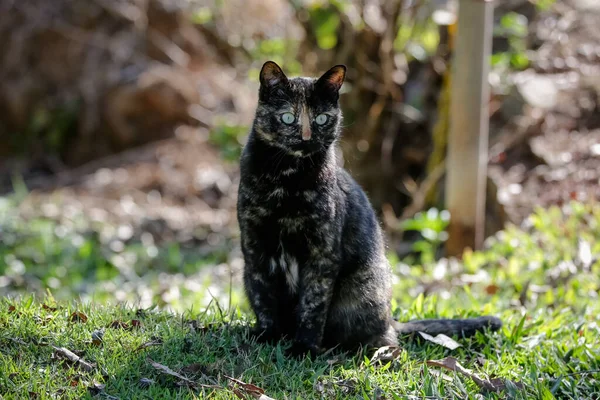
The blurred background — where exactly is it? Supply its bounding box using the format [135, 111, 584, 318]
[0, 0, 599, 311]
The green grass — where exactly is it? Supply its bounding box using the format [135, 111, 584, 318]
[0, 196, 237, 311]
[1, 202, 600, 399]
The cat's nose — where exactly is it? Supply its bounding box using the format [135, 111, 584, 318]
[300, 107, 311, 141]
[302, 126, 312, 141]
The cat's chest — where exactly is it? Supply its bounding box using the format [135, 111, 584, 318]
[242, 181, 334, 230]
[269, 249, 300, 293]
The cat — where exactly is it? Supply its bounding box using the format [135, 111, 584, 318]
[236, 61, 501, 357]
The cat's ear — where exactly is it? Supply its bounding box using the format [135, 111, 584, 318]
[260, 61, 288, 87]
[316, 65, 346, 92]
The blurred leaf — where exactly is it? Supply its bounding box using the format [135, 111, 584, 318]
[500, 13, 528, 38]
[309, 7, 340, 50]
[191, 7, 213, 25]
[510, 52, 530, 69]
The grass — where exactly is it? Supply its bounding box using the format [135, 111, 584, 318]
[1, 202, 600, 399]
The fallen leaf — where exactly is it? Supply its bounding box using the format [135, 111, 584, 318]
[135, 339, 163, 352]
[52, 346, 95, 372]
[369, 345, 402, 365]
[419, 332, 462, 350]
[148, 358, 196, 388]
[69, 311, 88, 323]
[429, 369, 454, 382]
[8, 305, 16, 313]
[68, 375, 81, 387]
[485, 284, 500, 295]
[225, 375, 275, 400]
[232, 387, 246, 399]
[475, 356, 488, 367]
[180, 363, 208, 377]
[87, 381, 106, 395]
[42, 304, 58, 312]
[426, 357, 524, 393]
[91, 329, 104, 346]
[108, 320, 130, 330]
[139, 377, 154, 389]
[148, 358, 220, 390]
[131, 319, 142, 329]
[427, 356, 461, 372]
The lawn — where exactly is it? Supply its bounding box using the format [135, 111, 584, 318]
[1, 202, 599, 399]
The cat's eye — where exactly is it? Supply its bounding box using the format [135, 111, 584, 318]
[315, 114, 328, 125]
[281, 113, 295, 125]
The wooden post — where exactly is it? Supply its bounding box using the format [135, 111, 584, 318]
[445, 0, 494, 256]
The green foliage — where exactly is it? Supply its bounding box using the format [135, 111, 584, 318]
[1, 201, 599, 398]
[10, 103, 79, 156]
[533, 0, 557, 11]
[190, 7, 213, 25]
[308, 4, 341, 50]
[208, 122, 247, 162]
[395, 18, 440, 61]
[493, 12, 530, 70]
[402, 208, 450, 264]
[0, 196, 233, 311]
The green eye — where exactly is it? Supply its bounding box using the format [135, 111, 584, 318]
[281, 113, 295, 124]
[315, 114, 328, 125]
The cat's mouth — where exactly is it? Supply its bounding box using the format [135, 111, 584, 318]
[291, 141, 323, 156]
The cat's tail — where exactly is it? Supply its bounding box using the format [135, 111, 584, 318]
[393, 316, 502, 338]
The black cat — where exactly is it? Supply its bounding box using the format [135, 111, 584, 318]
[237, 61, 501, 357]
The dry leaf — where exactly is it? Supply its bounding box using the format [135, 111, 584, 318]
[108, 320, 130, 330]
[225, 375, 275, 400]
[180, 363, 208, 377]
[429, 369, 454, 382]
[419, 332, 462, 350]
[148, 358, 196, 388]
[68, 375, 81, 387]
[232, 387, 246, 399]
[52, 346, 94, 372]
[369, 345, 402, 364]
[426, 357, 524, 393]
[69, 311, 88, 323]
[42, 304, 58, 312]
[148, 358, 220, 390]
[131, 319, 142, 329]
[139, 377, 154, 389]
[91, 329, 104, 346]
[88, 381, 106, 395]
[135, 339, 163, 351]
[485, 284, 500, 295]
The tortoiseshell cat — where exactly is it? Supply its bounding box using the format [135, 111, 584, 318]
[237, 61, 501, 357]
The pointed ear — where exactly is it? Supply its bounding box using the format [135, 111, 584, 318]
[260, 61, 288, 87]
[316, 65, 346, 92]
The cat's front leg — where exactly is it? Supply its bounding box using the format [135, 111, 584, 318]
[289, 258, 339, 358]
[244, 264, 282, 344]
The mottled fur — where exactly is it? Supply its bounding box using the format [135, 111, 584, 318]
[237, 61, 501, 357]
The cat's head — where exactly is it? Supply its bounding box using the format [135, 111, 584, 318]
[253, 61, 346, 157]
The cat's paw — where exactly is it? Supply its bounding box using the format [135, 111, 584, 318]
[249, 327, 280, 344]
[286, 341, 321, 359]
